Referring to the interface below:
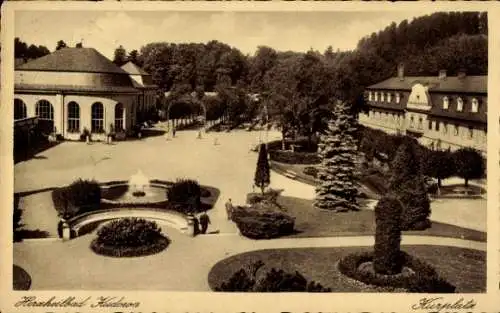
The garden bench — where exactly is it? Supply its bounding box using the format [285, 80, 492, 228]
[284, 170, 297, 179]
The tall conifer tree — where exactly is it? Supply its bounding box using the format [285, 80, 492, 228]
[314, 101, 359, 212]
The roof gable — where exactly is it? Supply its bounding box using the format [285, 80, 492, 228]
[121, 61, 150, 76]
[16, 47, 129, 75]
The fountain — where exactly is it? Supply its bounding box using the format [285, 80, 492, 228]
[129, 170, 149, 197]
[100, 170, 170, 206]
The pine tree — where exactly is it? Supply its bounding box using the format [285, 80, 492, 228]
[314, 101, 359, 212]
[254, 144, 270, 194]
[389, 142, 431, 230]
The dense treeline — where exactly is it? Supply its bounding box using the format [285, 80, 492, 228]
[15, 12, 488, 128]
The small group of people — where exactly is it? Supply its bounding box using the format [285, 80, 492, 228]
[191, 211, 211, 236]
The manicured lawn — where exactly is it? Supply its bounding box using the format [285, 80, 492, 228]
[13, 265, 32, 290]
[208, 245, 485, 293]
[273, 196, 486, 242]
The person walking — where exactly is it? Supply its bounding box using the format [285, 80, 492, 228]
[189, 213, 200, 236]
[199, 211, 211, 234]
[225, 198, 233, 220]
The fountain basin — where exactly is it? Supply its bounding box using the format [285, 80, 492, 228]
[101, 181, 171, 206]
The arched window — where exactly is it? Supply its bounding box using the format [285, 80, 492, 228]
[387, 93, 392, 102]
[91, 102, 104, 133]
[36, 100, 54, 120]
[381, 92, 385, 102]
[443, 96, 449, 109]
[457, 97, 464, 112]
[395, 93, 400, 103]
[471, 98, 479, 113]
[115, 103, 124, 131]
[374, 92, 378, 101]
[14, 99, 27, 120]
[67, 102, 80, 132]
[368, 92, 373, 101]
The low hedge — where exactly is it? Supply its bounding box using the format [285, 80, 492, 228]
[338, 251, 456, 293]
[269, 150, 320, 165]
[91, 236, 169, 257]
[232, 206, 295, 239]
[303, 166, 318, 178]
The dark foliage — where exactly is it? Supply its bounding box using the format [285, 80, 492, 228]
[338, 251, 456, 293]
[13, 194, 23, 242]
[232, 205, 295, 239]
[303, 166, 318, 178]
[216, 260, 331, 292]
[52, 179, 101, 219]
[422, 149, 456, 187]
[91, 218, 169, 257]
[389, 143, 431, 231]
[246, 189, 282, 205]
[269, 150, 320, 165]
[453, 148, 485, 187]
[254, 144, 271, 193]
[167, 179, 202, 213]
[373, 197, 404, 275]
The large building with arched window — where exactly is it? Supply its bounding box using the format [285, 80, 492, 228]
[359, 64, 487, 155]
[14, 47, 151, 141]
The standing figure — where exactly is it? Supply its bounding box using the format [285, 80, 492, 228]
[192, 214, 200, 236]
[225, 198, 233, 220]
[199, 211, 211, 234]
[173, 127, 176, 138]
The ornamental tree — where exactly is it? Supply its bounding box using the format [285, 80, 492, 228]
[314, 101, 359, 212]
[254, 144, 271, 194]
[422, 149, 456, 188]
[373, 196, 404, 275]
[389, 142, 431, 231]
[453, 147, 485, 187]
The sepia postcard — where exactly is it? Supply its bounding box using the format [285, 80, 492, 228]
[1, 1, 499, 313]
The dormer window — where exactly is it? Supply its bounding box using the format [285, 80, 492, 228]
[457, 97, 464, 112]
[395, 93, 400, 104]
[387, 93, 392, 102]
[368, 92, 373, 101]
[381, 92, 385, 102]
[471, 98, 479, 113]
[443, 96, 449, 109]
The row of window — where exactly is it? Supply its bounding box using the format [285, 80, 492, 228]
[14, 99, 124, 133]
[368, 110, 485, 140]
[368, 91, 401, 104]
[442, 96, 479, 113]
[369, 91, 481, 113]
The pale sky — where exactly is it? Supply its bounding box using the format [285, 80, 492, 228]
[15, 10, 437, 59]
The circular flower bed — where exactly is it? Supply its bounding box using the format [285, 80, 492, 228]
[338, 251, 456, 293]
[90, 218, 170, 257]
[13, 265, 31, 290]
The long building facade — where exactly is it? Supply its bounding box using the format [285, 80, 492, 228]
[14, 47, 158, 141]
[359, 64, 487, 155]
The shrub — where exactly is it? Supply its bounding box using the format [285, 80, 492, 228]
[269, 150, 320, 165]
[167, 179, 202, 213]
[338, 251, 455, 293]
[374, 197, 404, 275]
[90, 218, 169, 257]
[232, 205, 295, 239]
[246, 189, 282, 205]
[13, 194, 23, 242]
[52, 179, 101, 219]
[216, 261, 331, 292]
[303, 166, 318, 178]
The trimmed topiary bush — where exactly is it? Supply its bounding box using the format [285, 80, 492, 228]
[167, 179, 202, 213]
[373, 197, 404, 275]
[232, 204, 295, 239]
[269, 150, 320, 165]
[52, 179, 101, 219]
[254, 144, 271, 194]
[90, 218, 169, 257]
[338, 251, 455, 293]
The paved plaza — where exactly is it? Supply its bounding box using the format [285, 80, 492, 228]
[13, 126, 488, 290]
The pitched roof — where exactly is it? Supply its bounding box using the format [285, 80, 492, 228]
[16, 47, 130, 75]
[367, 76, 487, 94]
[121, 61, 150, 76]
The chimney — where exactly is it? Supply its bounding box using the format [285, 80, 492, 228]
[458, 69, 466, 80]
[397, 63, 405, 81]
[439, 70, 447, 80]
